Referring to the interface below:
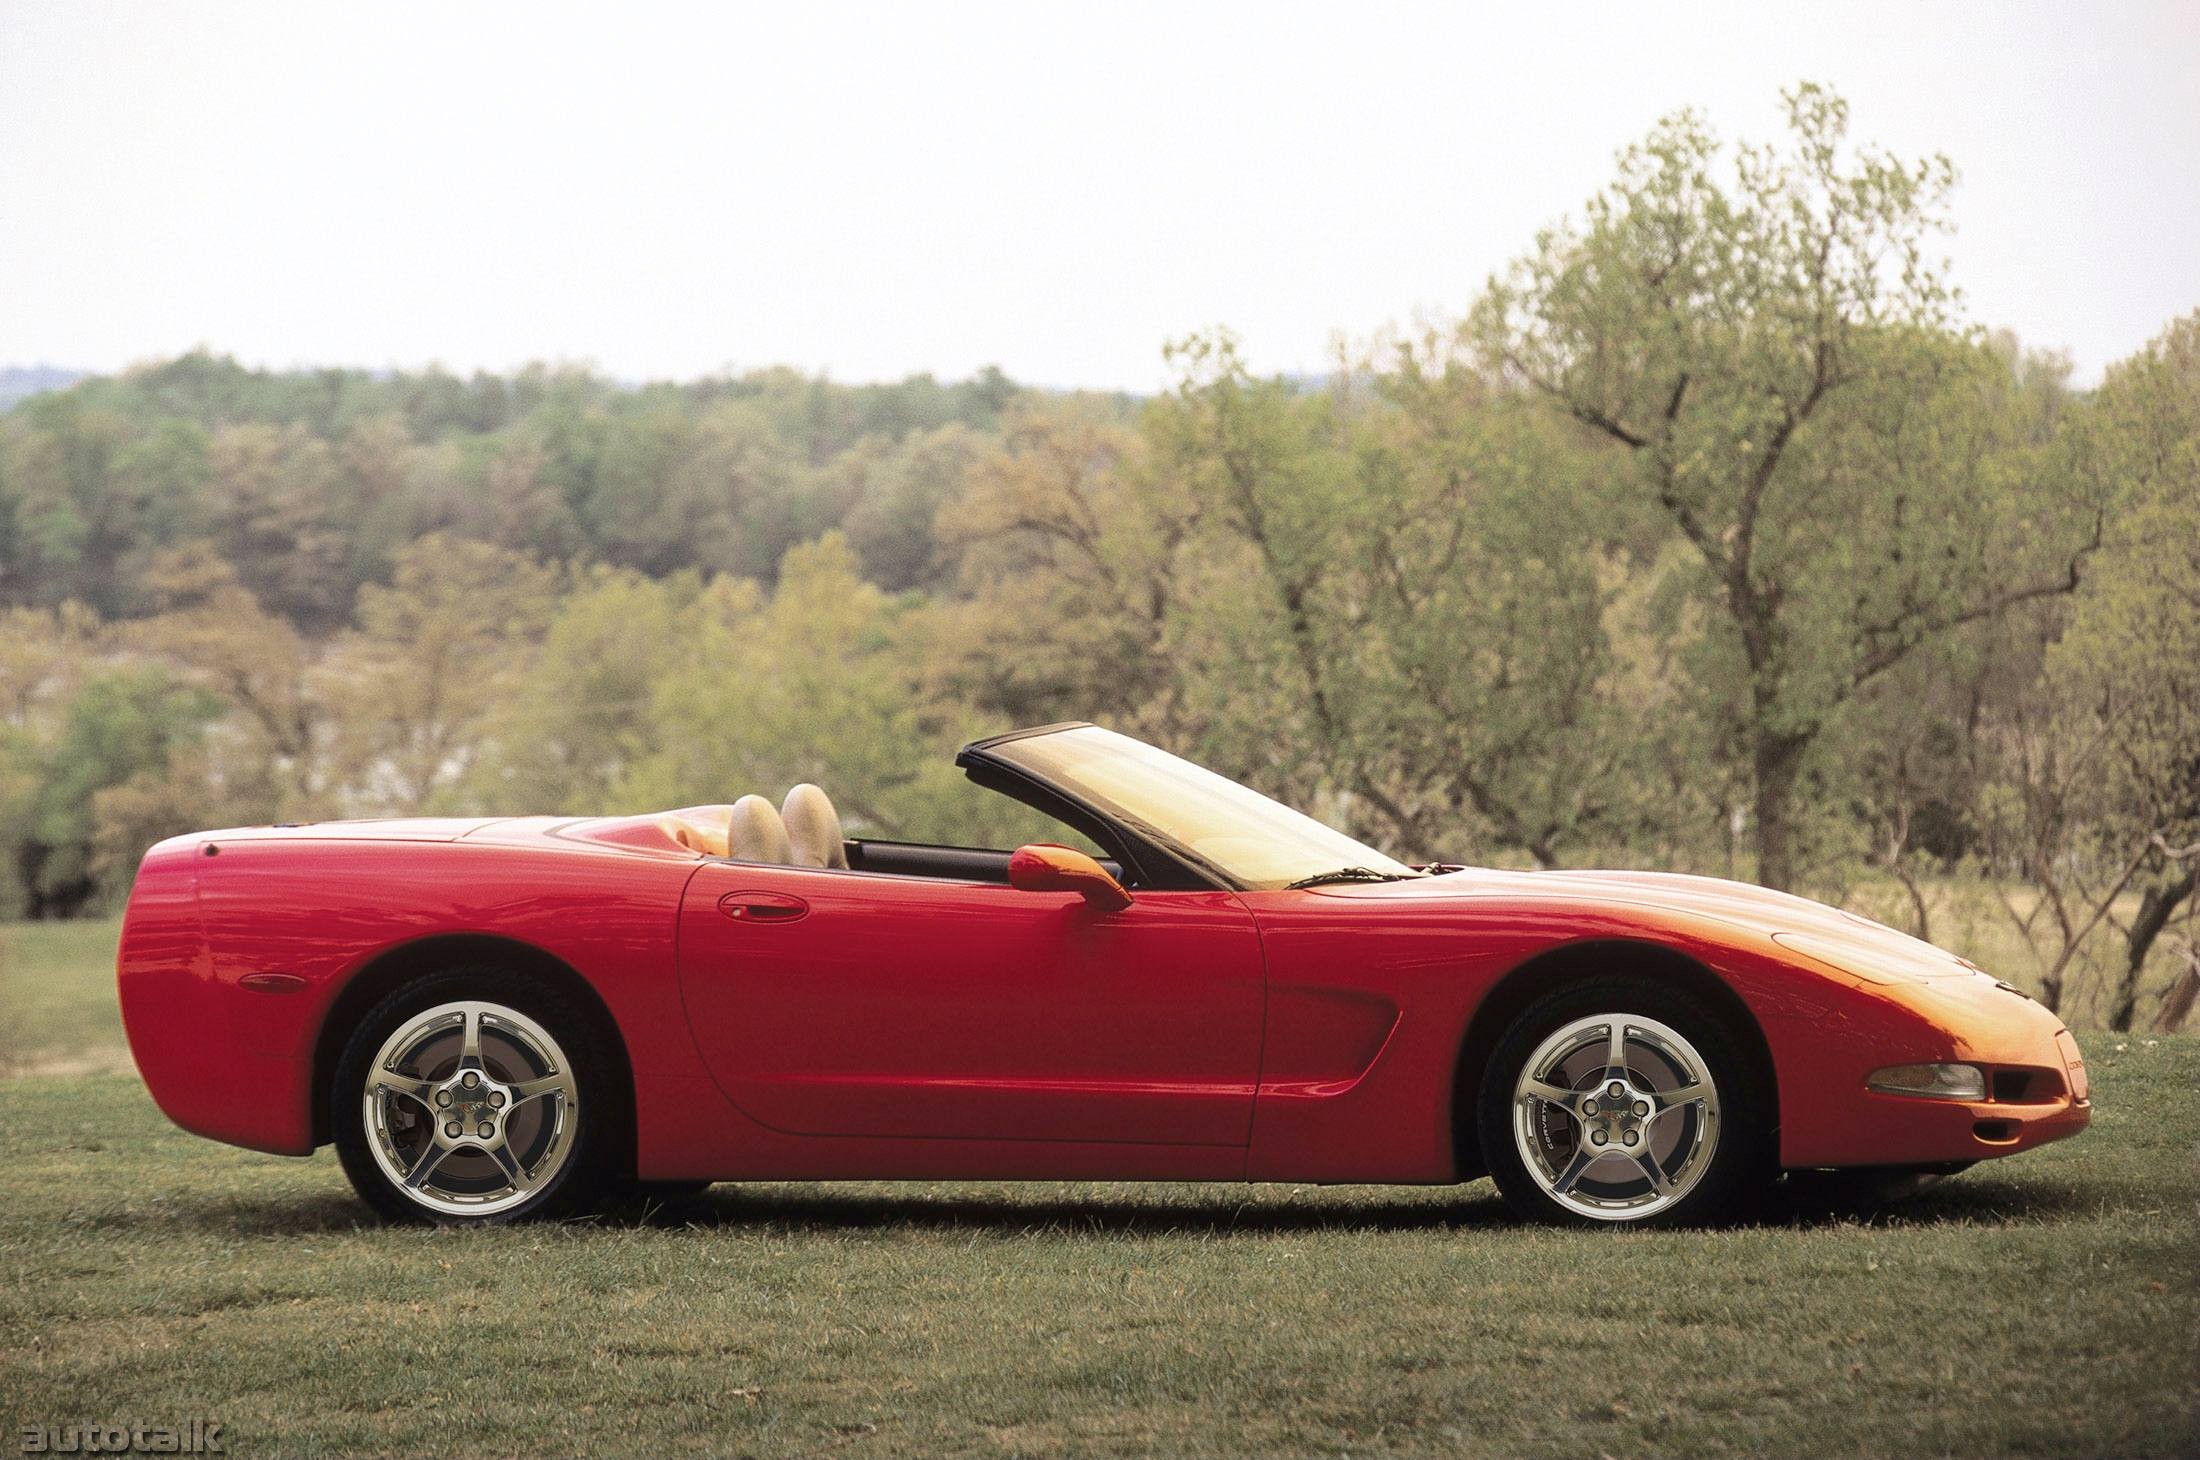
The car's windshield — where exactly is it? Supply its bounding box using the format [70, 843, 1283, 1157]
[990, 725, 1420, 891]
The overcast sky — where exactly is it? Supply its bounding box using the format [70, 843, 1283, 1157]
[3, 1, 2194, 391]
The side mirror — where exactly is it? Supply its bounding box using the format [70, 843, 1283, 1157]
[1007, 843, 1133, 912]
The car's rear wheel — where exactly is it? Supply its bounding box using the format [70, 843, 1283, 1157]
[333, 969, 614, 1224]
[1478, 976, 1769, 1227]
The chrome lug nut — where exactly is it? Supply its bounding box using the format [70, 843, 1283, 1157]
[1633, 1101, 1650, 1117]
[1590, 1130, 1607, 1145]
[462, 1072, 480, 1089]
[477, 1122, 494, 1139]
[489, 1091, 505, 1108]
[435, 1089, 451, 1107]
[1607, 1081, 1625, 1098]
[444, 1122, 462, 1138]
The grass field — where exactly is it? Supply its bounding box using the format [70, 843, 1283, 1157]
[2, 921, 2195, 1457]
[0, 917, 129, 1077]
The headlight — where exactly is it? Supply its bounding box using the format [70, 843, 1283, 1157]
[1867, 1063, 1986, 1100]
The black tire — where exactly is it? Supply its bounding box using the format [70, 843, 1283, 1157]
[333, 966, 619, 1224]
[1476, 975, 1772, 1228]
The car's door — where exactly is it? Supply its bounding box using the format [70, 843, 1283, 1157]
[676, 859, 1266, 1147]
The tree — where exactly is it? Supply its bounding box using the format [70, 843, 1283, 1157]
[332, 535, 556, 811]
[2048, 313, 2200, 1028]
[1145, 334, 1637, 866]
[936, 402, 1193, 738]
[1473, 85, 2100, 889]
[17, 668, 221, 916]
[127, 542, 330, 816]
[837, 423, 990, 591]
[207, 421, 355, 630]
[623, 534, 1056, 847]
[581, 400, 809, 580]
[0, 602, 100, 728]
[463, 567, 697, 813]
[0, 395, 209, 616]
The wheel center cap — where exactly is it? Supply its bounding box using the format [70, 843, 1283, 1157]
[433, 1069, 509, 1136]
[1583, 1079, 1655, 1148]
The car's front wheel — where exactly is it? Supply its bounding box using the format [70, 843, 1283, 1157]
[333, 969, 614, 1223]
[1478, 977, 1769, 1227]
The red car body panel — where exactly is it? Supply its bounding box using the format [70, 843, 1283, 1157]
[118, 808, 2089, 1184]
[678, 861, 1265, 1147]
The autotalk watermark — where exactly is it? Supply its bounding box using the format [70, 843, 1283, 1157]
[18, 1420, 222, 1454]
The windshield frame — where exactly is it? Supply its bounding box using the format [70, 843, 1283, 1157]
[960, 723, 1420, 893]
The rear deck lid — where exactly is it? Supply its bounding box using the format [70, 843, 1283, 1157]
[191, 817, 510, 844]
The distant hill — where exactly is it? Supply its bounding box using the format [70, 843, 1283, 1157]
[0, 365, 86, 409]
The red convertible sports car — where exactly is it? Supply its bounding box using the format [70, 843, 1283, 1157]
[118, 722, 2089, 1228]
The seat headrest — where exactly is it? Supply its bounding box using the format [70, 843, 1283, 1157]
[727, 795, 793, 865]
[781, 783, 848, 869]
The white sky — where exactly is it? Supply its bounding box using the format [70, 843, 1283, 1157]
[2, 1, 2195, 391]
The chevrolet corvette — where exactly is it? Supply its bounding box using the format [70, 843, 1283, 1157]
[116, 722, 2089, 1227]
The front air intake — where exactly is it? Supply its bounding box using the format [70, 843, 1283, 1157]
[1989, 1067, 2064, 1104]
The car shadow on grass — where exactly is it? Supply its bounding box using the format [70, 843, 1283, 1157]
[593, 1169, 2102, 1237]
[1756, 1170, 2101, 1228]
[604, 1183, 1516, 1237]
[87, 1170, 2100, 1239]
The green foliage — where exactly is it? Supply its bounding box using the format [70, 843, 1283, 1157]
[1140, 333, 1640, 864]
[334, 535, 558, 811]
[1472, 84, 2100, 888]
[2051, 314, 2200, 849]
[464, 568, 700, 815]
[0, 352, 1036, 625]
[619, 535, 1061, 847]
[1, 668, 221, 916]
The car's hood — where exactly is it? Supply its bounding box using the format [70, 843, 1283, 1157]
[1315, 866, 1981, 983]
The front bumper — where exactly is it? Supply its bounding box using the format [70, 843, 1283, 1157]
[1836, 1081, 2091, 1168]
[1773, 975, 2092, 1170]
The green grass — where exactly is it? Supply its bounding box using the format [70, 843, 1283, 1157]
[2, 921, 2196, 1457]
[0, 916, 127, 1076]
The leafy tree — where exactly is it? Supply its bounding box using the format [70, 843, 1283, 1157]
[936, 402, 1193, 737]
[128, 543, 330, 816]
[0, 395, 205, 615]
[463, 568, 698, 813]
[16, 668, 221, 916]
[837, 423, 991, 591]
[1473, 85, 2099, 888]
[332, 535, 556, 811]
[2048, 313, 2200, 1028]
[0, 602, 100, 728]
[207, 421, 355, 630]
[1145, 335, 1638, 865]
[624, 534, 1059, 847]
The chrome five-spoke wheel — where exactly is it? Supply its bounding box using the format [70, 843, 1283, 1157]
[1511, 1012, 1720, 1221]
[360, 999, 580, 1219]
[1480, 977, 1762, 1227]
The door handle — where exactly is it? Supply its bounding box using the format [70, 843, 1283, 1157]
[718, 890, 809, 922]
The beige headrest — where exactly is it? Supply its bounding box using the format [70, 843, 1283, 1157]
[781, 784, 848, 869]
[727, 795, 792, 865]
